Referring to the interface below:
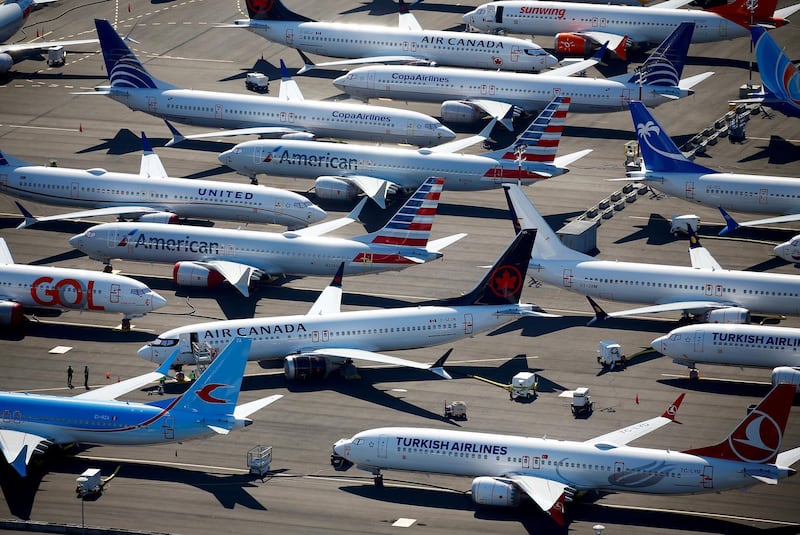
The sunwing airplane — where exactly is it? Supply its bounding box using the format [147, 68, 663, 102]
[626, 101, 800, 233]
[652, 323, 800, 388]
[463, 0, 800, 60]
[1, 134, 326, 231]
[331, 384, 800, 526]
[218, 96, 591, 207]
[0, 337, 282, 477]
[224, 0, 557, 74]
[83, 19, 455, 148]
[333, 23, 712, 122]
[742, 26, 800, 119]
[0, 237, 165, 330]
[68, 177, 466, 297]
[504, 183, 800, 323]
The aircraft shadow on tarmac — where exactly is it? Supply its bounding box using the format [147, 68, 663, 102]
[340, 1, 473, 17]
[657, 376, 777, 399]
[739, 135, 800, 165]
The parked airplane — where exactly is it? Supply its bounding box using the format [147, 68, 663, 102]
[652, 323, 800, 388]
[225, 0, 557, 73]
[626, 101, 800, 232]
[0, 237, 165, 330]
[0, 337, 282, 477]
[83, 19, 455, 148]
[744, 26, 800, 119]
[68, 177, 466, 297]
[331, 384, 799, 526]
[503, 184, 800, 323]
[1, 135, 325, 231]
[0, 0, 98, 75]
[463, 0, 800, 60]
[136, 228, 555, 378]
[333, 23, 712, 122]
[218, 96, 591, 207]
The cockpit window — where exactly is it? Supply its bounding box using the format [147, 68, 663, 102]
[152, 338, 178, 347]
[525, 48, 547, 56]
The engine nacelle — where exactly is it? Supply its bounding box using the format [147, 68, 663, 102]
[315, 177, 359, 202]
[284, 355, 337, 381]
[0, 53, 13, 75]
[554, 33, 593, 57]
[771, 366, 800, 392]
[702, 307, 751, 324]
[0, 301, 24, 327]
[137, 212, 179, 224]
[279, 131, 316, 141]
[173, 262, 225, 289]
[441, 101, 482, 124]
[471, 477, 520, 507]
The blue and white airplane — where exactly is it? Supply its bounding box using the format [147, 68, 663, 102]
[0, 337, 282, 477]
[744, 26, 800, 119]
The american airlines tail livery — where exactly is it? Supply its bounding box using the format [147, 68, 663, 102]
[331, 384, 799, 526]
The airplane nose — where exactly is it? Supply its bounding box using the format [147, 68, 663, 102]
[68, 234, 83, 249]
[544, 53, 559, 68]
[149, 291, 168, 311]
[309, 204, 327, 223]
[332, 75, 347, 91]
[218, 149, 233, 166]
[437, 125, 456, 141]
[333, 438, 350, 457]
[651, 335, 667, 353]
[137, 344, 156, 363]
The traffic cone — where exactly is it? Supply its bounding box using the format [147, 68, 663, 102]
[105, 371, 111, 379]
[79, 123, 83, 133]
[635, 393, 639, 404]
[128, 3, 131, 12]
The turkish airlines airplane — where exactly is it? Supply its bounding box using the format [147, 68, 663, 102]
[331, 384, 799, 526]
[652, 323, 800, 388]
[82, 19, 455, 148]
[504, 184, 800, 322]
[136, 228, 554, 378]
[463, 0, 800, 60]
[0, 237, 165, 330]
[218, 96, 591, 207]
[68, 177, 466, 297]
[742, 26, 800, 119]
[0, 337, 281, 477]
[333, 23, 712, 120]
[225, 0, 557, 73]
[1, 134, 325, 231]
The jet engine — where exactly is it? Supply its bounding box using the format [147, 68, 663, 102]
[137, 212, 180, 224]
[702, 307, 750, 324]
[284, 355, 339, 381]
[771, 366, 800, 392]
[554, 33, 593, 57]
[0, 301, 24, 327]
[471, 477, 520, 507]
[315, 177, 359, 202]
[441, 101, 483, 124]
[172, 262, 225, 289]
[0, 54, 14, 75]
[280, 131, 316, 141]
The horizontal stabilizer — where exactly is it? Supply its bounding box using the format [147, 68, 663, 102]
[234, 394, 283, 420]
[426, 233, 467, 253]
[553, 149, 593, 169]
[287, 197, 366, 238]
[207, 425, 231, 435]
[76, 348, 180, 401]
[776, 446, 800, 468]
[679, 72, 715, 91]
[429, 118, 496, 154]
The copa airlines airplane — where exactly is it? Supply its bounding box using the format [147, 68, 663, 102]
[83, 19, 455, 148]
[463, 0, 800, 60]
[218, 97, 591, 206]
[333, 23, 712, 121]
[0, 237, 165, 330]
[652, 323, 800, 388]
[626, 101, 800, 232]
[68, 177, 466, 297]
[136, 229, 554, 379]
[743, 26, 800, 119]
[504, 184, 800, 322]
[0, 337, 282, 477]
[1, 134, 325, 231]
[225, 0, 557, 73]
[331, 384, 800, 526]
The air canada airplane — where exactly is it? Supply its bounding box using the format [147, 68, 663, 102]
[0, 237, 165, 330]
[331, 384, 800, 526]
[225, 0, 557, 73]
[743, 26, 800, 119]
[463, 0, 800, 60]
[1, 134, 325, 231]
[218, 96, 591, 207]
[82, 19, 455, 148]
[503, 184, 800, 323]
[652, 323, 800, 388]
[69, 177, 466, 297]
[333, 23, 712, 121]
[0, 337, 282, 477]
[136, 229, 555, 379]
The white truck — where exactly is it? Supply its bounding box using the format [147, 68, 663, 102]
[47, 46, 66, 67]
[245, 72, 270, 93]
[597, 340, 626, 369]
[571, 387, 593, 417]
[509, 372, 538, 400]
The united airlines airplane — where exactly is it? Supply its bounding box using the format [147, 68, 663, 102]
[333, 23, 712, 120]
[0, 337, 281, 477]
[743, 27, 800, 119]
[68, 177, 465, 297]
[1, 134, 325, 231]
[331, 384, 799, 526]
[0, 237, 165, 330]
[83, 19, 455, 148]
[226, 0, 557, 73]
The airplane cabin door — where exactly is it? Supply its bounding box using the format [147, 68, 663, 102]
[494, 5, 503, 23]
[285, 28, 294, 45]
[378, 435, 388, 458]
[71, 181, 79, 199]
[684, 180, 695, 200]
[531, 456, 540, 469]
[215, 104, 224, 120]
[759, 188, 768, 205]
[693, 330, 704, 353]
[406, 120, 416, 142]
[162, 416, 175, 440]
[702, 465, 714, 488]
[562, 269, 573, 288]
[110, 284, 120, 304]
[462, 313, 474, 335]
[522, 455, 530, 468]
[147, 96, 157, 113]
[510, 45, 520, 63]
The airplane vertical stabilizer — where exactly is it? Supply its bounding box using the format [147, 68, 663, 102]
[625, 22, 694, 86]
[0, 149, 30, 168]
[245, 0, 313, 22]
[750, 26, 800, 118]
[708, 0, 780, 26]
[95, 19, 176, 90]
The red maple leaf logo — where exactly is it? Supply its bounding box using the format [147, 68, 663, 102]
[488, 265, 523, 299]
[247, 0, 274, 16]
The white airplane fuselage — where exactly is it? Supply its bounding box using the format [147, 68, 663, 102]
[238, 20, 556, 72]
[0, 1, 28, 44]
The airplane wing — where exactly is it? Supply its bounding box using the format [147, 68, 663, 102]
[233, 394, 283, 420]
[15, 201, 165, 229]
[164, 125, 306, 147]
[193, 260, 264, 297]
[504, 473, 568, 526]
[719, 205, 800, 234]
[427, 119, 497, 154]
[546, 43, 607, 76]
[426, 233, 468, 253]
[278, 59, 304, 101]
[303, 347, 452, 379]
[0, 238, 14, 265]
[297, 55, 423, 75]
[139, 132, 168, 178]
[306, 263, 344, 316]
[0, 38, 98, 55]
[74, 348, 180, 401]
[586, 393, 685, 446]
[399, 9, 423, 31]
[285, 197, 367, 238]
[686, 226, 722, 271]
[0, 429, 50, 477]
[589, 299, 737, 322]
[553, 148, 593, 169]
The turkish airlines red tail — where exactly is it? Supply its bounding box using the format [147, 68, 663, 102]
[707, 0, 783, 27]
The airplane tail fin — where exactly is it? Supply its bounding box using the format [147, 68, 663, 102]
[94, 19, 175, 90]
[683, 383, 795, 464]
[627, 22, 694, 86]
[708, 0, 780, 27]
[0, 149, 31, 168]
[246, 0, 313, 21]
[718, 206, 741, 236]
[751, 26, 800, 111]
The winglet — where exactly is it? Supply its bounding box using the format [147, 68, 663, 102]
[15, 201, 39, 230]
[686, 224, 703, 250]
[141, 131, 154, 153]
[295, 49, 316, 75]
[280, 59, 291, 80]
[331, 262, 345, 289]
[594, 41, 610, 64]
[10, 446, 29, 478]
[586, 296, 608, 326]
[428, 348, 454, 379]
[163, 120, 186, 147]
[718, 206, 740, 236]
[661, 393, 685, 424]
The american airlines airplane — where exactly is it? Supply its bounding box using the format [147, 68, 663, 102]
[0, 134, 325, 231]
[0, 237, 165, 330]
[218, 97, 591, 206]
[225, 0, 557, 73]
[463, 0, 800, 60]
[652, 323, 800, 388]
[83, 19, 455, 148]
[333, 23, 712, 120]
[331, 384, 799, 526]
[68, 177, 466, 297]
[0, 337, 281, 477]
[504, 184, 800, 322]
[743, 26, 800, 119]
[136, 229, 554, 378]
